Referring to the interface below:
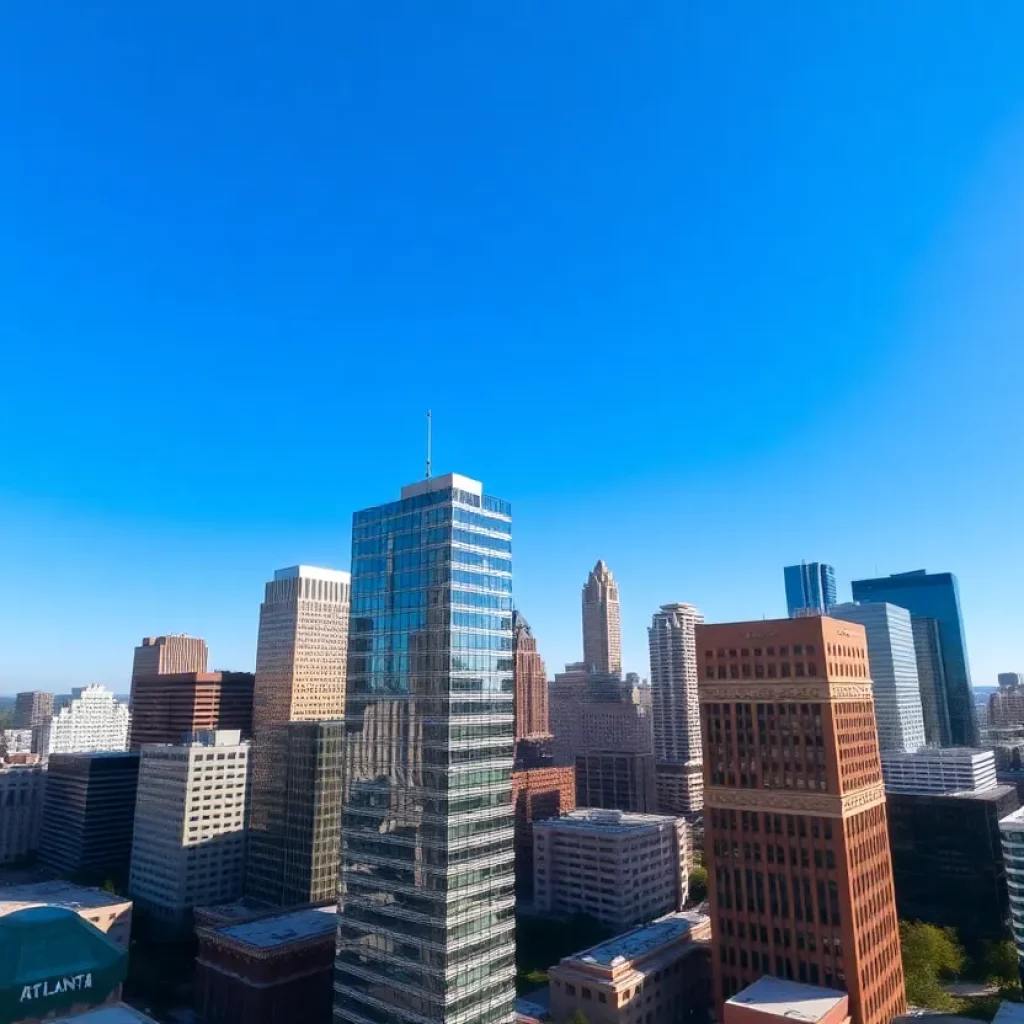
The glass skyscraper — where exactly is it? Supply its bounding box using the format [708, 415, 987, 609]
[852, 570, 977, 747]
[783, 561, 837, 616]
[334, 473, 516, 1024]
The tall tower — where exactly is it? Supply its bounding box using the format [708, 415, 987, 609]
[513, 610, 551, 748]
[131, 635, 208, 692]
[246, 565, 350, 907]
[649, 603, 705, 815]
[698, 616, 905, 1024]
[583, 559, 622, 676]
[784, 562, 837, 617]
[335, 473, 516, 1024]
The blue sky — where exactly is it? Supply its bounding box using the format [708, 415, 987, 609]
[2, 3, 1023, 694]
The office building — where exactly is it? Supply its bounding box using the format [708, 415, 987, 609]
[0, 765, 45, 863]
[725, 978, 851, 1024]
[575, 752, 658, 813]
[1, 729, 35, 758]
[196, 903, 337, 1024]
[533, 809, 690, 931]
[549, 912, 713, 1024]
[1000, 674, 1024, 689]
[584, 560, 622, 676]
[698, 616, 906, 1024]
[852, 570, 977, 746]
[649, 602, 705, 815]
[131, 634, 208, 688]
[990, 676, 1024, 729]
[784, 562, 837, 617]
[0, 880, 132, 949]
[129, 731, 248, 934]
[888, 783, 1017, 943]
[881, 747, 997, 795]
[830, 603, 926, 753]
[39, 752, 140, 885]
[911, 616, 951, 746]
[13, 690, 53, 729]
[38, 685, 130, 755]
[514, 610, 552, 750]
[129, 671, 254, 749]
[245, 719, 343, 906]
[511, 766, 576, 901]
[999, 808, 1024, 986]
[335, 473, 516, 1024]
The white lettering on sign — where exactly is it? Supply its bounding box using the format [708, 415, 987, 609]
[19, 973, 93, 1002]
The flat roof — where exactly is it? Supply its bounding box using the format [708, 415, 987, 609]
[217, 904, 337, 948]
[0, 880, 130, 916]
[992, 1002, 1024, 1024]
[274, 565, 350, 582]
[882, 748, 993, 763]
[1001, 806, 1024, 830]
[515, 988, 551, 1019]
[535, 809, 680, 835]
[727, 976, 847, 1023]
[54, 1003, 159, 1024]
[565, 913, 705, 968]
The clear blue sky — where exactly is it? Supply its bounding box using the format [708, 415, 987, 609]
[2, 3, 1023, 695]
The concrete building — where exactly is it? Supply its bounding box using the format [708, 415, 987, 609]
[999, 808, 1024, 986]
[698, 616, 906, 1024]
[335, 473, 516, 1024]
[575, 752, 658, 813]
[584, 560, 622, 676]
[911, 616, 951, 747]
[784, 562, 838, 618]
[0, 880, 132, 949]
[13, 690, 53, 729]
[38, 686, 130, 756]
[533, 809, 690, 931]
[0, 764, 45, 863]
[514, 610, 552, 751]
[246, 565, 349, 907]
[131, 634, 208, 688]
[129, 731, 249, 934]
[881, 747, 998, 794]
[196, 903, 337, 1024]
[549, 912, 713, 1024]
[649, 603, 705, 816]
[888, 784, 1019, 943]
[2, 729, 35, 758]
[830, 602, 926, 753]
[725, 978, 850, 1024]
[129, 671, 254, 749]
[39, 752, 140, 884]
[990, 676, 1024, 729]
[512, 766, 576, 901]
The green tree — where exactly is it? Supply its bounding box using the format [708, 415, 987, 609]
[900, 921, 967, 1012]
[688, 864, 708, 904]
[565, 1013, 590, 1024]
[982, 939, 1020, 988]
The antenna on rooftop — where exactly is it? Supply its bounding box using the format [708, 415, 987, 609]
[425, 409, 432, 479]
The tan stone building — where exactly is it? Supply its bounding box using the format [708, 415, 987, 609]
[725, 977, 851, 1024]
[583, 560, 622, 676]
[130, 635, 208, 705]
[0, 880, 133, 949]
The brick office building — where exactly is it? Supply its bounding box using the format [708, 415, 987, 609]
[511, 765, 575, 900]
[129, 672, 254, 749]
[698, 616, 906, 1024]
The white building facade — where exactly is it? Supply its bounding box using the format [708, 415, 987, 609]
[39, 685, 130, 756]
[881, 747, 997, 794]
[1000, 807, 1024, 981]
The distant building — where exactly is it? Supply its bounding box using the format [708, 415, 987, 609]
[881, 747, 997, 795]
[13, 690, 53, 730]
[514, 610, 552, 749]
[1000, 674, 1024, 689]
[1, 729, 35, 758]
[129, 731, 249, 934]
[39, 751, 140, 884]
[784, 562, 837, 617]
[912, 616, 951, 746]
[38, 685, 130, 755]
[575, 752, 658, 814]
[852, 570, 977, 746]
[0, 764, 45, 863]
[0, 880, 132, 949]
[196, 903, 337, 1024]
[583, 560, 622, 675]
[725, 977, 850, 1024]
[549, 912, 713, 1024]
[131, 634, 208, 691]
[511, 766, 576, 901]
[533, 809, 690, 931]
[829, 602, 926, 753]
[129, 671, 254, 749]
[888, 784, 1019, 942]
[990, 676, 1024, 729]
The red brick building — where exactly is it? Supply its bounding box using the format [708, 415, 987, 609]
[514, 611, 552, 747]
[511, 766, 576, 900]
[129, 672, 254, 749]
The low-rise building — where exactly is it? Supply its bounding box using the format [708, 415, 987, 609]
[0, 765, 45, 864]
[549, 912, 712, 1024]
[881, 747, 998, 794]
[724, 977, 850, 1024]
[0, 880, 132, 949]
[534, 809, 690, 932]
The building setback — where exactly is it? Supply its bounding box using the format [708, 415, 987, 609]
[13, 691, 53, 730]
[575, 752, 658, 814]
[698, 616, 906, 1024]
[39, 752, 140, 885]
[38, 686, 130, 756]
[583, 560, 623, 676]
[131, 634, 208, 689]
[511, 766, 576, 901]
[0, 765, 46, 863]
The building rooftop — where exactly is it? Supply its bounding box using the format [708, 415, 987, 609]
[564, 913, 705, 969]
[217, 904, 337, 949]
[54, 1004, 159, 1024]
[882, 747, 993, 763]
[893, 783, 1016, 803]
[515, 988, 551, 1022]
[992, 1002, 1024, 1024]
[273, 565, 350, 582]
[727, 976, 847, 1023]
[1000, 806, 1024, 831]
[0, 880, 130, 917]
[535, 809, 680, 835]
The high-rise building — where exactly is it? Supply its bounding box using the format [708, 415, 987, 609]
[999, 808, 1024, 986]
[583, 560, 622, 676]
[1000, 674, 1024, 689]
[128, 671, 254, 749]
[911, 616, 951, 747]
[335, 473, 516, 1024]
[39, 752, 140, 884]
[129, 731, 249, 935]
[698, 616, 905, 1024]
[38, 685, 130, 755]
[513, 610, 551, 748]
[851, 570, 977, 746]
[784, 562, 837, 617]
[13, 691, 53, 730]
[829, 603, 926, 753]
[881, 747, 998, 795]
[0, 764, 46, 863]
[990, 675, 1024, 729]
[650, 602, 705, 815]
[575, 751, 658, 813]
[131, 634, 209, 685]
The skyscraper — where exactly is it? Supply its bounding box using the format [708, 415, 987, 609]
[130, 635, 208, 704]
[698, 616, 905, 1024]
[335, 472, 516, 1024]
[583, 560, 622, 676]
[830, 602, 926, 753]
[852, 570, 977, 746]
[512, 610, 551, 749]
[784, 562, 837, 617]
[911, 617, 951, 747]
[13, 691, 53, 730]
[649, 603, 705, 815]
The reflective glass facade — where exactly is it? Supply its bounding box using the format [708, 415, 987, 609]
[334, 475, 516, 1024]
[784, 562, 837, 617]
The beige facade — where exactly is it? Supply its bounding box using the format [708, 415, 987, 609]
[0, 765, 45, 863]
[549, 912, 712, 1024]
[583, 560, 622, 676]
[655, 761, 705, 817]
[132, 634, 209, 685]
[0, 880, 133, 949]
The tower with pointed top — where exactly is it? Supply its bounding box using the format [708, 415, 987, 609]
[583, 560, 622, 676]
